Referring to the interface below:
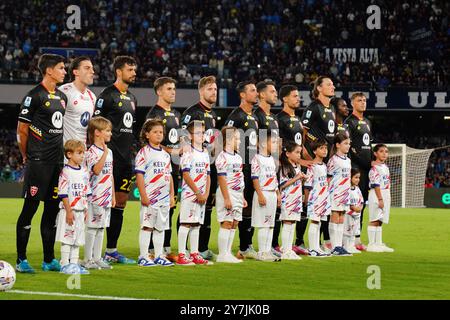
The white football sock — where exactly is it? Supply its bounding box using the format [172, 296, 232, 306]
[289, 223, 296, 251]
[258, 228, 268, 253]
[139, 229, 152, 259]
[84, 227, 97, 261]
[376, 226, 383, 246]
[70, 245, 79, 264]
[308, 222, 320, 251]
[189, 226, 200, 254]
[227, 228, 236, 254]
[350, 236, 356, 249]
[281, 223, 291, 252]
[368, 226, 377, 245]
[60, 244, 71, 266]
[93, 228, 105, 262]
[329, 222, 338, 249]
[178, 226, 190, 255]
[153, 229, 165, 258]
[336, 223, 344, 248]
[105, 248, 117, 254]
[218, 227, 230, 256]
[266, 228, 274, 253]
[343, 234, 350, 249]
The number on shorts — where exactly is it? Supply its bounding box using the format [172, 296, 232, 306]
[120, 179, 132, 192]
[52, 187, 58, 199]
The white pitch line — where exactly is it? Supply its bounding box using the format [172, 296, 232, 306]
[6, 289, 156, 300]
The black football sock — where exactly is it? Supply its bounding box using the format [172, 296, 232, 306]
[41, 200, 59, 263]
[295, 218, 308, 246]
[106, 207, 124, 250]
[272, 212, 281, 248]
[16, 198, 40, 263]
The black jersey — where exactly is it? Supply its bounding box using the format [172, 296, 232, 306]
[146, 104, 181, 149]
[344, 114, 373, 171]
[224, 106, 258, 164]
[336, 122, 350, 136]
[18, 83, 67, 163]
[276, 110, 303, 146]
[181, 102, 218, 145]
[94, 84, 137, 164]
[301, 100, 336, 158]
[254, 106, 279, 133]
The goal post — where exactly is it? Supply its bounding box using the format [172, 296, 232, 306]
[384, 144, 434, 208]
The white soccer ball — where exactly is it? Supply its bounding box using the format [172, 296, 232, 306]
[0, 260, 16, 291]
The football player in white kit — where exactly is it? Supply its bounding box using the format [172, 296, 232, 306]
[59, 56, 96, 145]
[367, 144, 394, 253]
[82, 117, 115, 270]
[251, 130, 281, 262]
[215, 126, 246, 263]
[327, 132, 352, 256]
[56, 140, 91, 274]
[135, 119, 175, 267]
[343, 168, 364, 254]
[304, 139, 332, 258]
[177, 121, 212, 266]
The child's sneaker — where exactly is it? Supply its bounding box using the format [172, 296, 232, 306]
[176, 253, 195, 266]
[379, 243, 394, 252]
[81, 259, 100, 270]
[154, 255, 174, 267]
[355, 243, 367, 251]
[308, 249, 331, 258]
[138, 257, 156, 267]
[166, 252, 179, 263]
[95, 259, 113, 269]
[366, 244, 384, 252]
[271, 246, 282, 258]
[190, 252, 213, 265]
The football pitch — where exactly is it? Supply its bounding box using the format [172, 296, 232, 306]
[1, 198, 449, 300]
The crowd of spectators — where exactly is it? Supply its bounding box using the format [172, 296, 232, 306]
[0, 129, 24, 182]
[0, 0, 448, 88]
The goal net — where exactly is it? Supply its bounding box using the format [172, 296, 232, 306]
[384, 144, 434, 208]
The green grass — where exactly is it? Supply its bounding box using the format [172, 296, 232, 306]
[1, 198, 449, 300]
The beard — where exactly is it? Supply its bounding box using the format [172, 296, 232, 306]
[123, 77, 136, 85]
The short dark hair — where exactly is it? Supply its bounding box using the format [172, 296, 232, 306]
[236, 80, 254, 95]
[69, 56, 91, 81]
[330, 97, 345, 109]
[310, 139, 327, 152]
[113, 55, 137, 75]
[153, 77, 177, 94]
[279, 85, 298, 100]
[351, 167, 361, 177]
[38, 54, 65, 76]
[256, 80, 276, 93]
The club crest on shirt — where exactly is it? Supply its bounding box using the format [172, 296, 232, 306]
[24, 96, 32, 107]
[30, 186, 38, 197]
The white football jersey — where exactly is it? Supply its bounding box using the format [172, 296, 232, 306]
[369, 163, 391, 190]
[58, 165, 91, 211]
[280, 166, 303, 214]
[180, 146, 210, 202]
[347, 186, 364, 215]
[327, 154, 351, 206]
[85, 144, 114, 208]
[215, 150, 244, 192]
[135, 144, 172, 207]
[304, 162, 330, 216]
[251, 154, 278, 191]
[59, 82, 96, 144]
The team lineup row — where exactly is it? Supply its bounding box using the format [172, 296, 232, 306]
[14, 54, 391, 274]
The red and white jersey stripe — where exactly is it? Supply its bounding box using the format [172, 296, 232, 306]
[327, 154, 351, 207]
[304, 163, 331, 216]
[369, 163, 390, 190]
[85, 145, 114, 207]
[135, 144, 172, 207]
[280, 166, 303, 214]
[215, 150, 244, 192]
[58, 165, 91, 211]
[251, 154, 278, 191]
[180, 145, 210, 202]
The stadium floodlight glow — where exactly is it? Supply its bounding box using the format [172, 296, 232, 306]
[444, 116, 450, 120]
